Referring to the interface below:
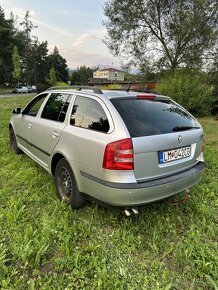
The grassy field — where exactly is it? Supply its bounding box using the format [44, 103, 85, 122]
[0, 88, 12, 94]
[0, 95, 217, 289]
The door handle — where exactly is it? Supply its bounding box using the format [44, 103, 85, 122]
[28, 123, 32, 128]
[52, 131, 59, 138]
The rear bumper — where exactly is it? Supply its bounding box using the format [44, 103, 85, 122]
[80, 162, 205, 206]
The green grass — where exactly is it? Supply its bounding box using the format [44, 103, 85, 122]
[0, 88, 12, 94]
[0, 95, 217, 289]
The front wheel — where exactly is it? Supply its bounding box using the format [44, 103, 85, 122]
[54, 158, 86, 209]
[9, 127, 23, 154]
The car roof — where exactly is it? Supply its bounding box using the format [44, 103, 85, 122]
[45, 86, 170, 101]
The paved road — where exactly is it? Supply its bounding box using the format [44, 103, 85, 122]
[0, 92, 36, 98]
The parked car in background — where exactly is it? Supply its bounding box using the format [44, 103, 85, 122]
[26, 85, 33, 93]
[26, 85, 37, 93]
[9, 86, 205, 212]
[12, 86, 28, 93]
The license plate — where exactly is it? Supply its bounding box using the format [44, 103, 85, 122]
[159, 146, 191, 164]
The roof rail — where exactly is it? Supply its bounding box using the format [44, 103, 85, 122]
[46, 86, 103, 94]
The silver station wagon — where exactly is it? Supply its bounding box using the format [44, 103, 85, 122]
[9, 86, 205, 212]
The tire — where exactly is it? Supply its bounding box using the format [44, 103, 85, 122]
[54, 158, 86, 209]
[9, 127, 23, 154]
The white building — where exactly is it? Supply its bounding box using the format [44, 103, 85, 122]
[93, 68, 125, 81]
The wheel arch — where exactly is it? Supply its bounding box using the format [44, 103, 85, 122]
[51, 153, 65, 176]
[51, 152, 83, 193]
[52, 154, 86, 208]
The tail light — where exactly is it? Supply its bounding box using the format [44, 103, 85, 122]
[137, 94, 156, 100]
[197, 139, 205, 162]
[103, 138, 134, 170]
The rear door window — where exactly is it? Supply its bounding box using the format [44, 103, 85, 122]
[70, 96, 110, 133]
[111, 99, 200, 137]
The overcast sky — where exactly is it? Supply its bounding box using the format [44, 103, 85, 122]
[1, 0, 121, 69]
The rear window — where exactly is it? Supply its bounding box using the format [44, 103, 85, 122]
[111, 99, 200, 137]
[70, 96, 110, 133]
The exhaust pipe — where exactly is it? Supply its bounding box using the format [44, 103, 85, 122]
[124, 209, 131, 216]
[124, 208, 139, 216]
[131, 208, 139, 215]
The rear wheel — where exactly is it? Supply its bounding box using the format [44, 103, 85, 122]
[9, 127, 23, 154]
[54, 158, 86, 209]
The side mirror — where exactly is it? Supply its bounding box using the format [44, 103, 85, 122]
[12, 108, 22, 114]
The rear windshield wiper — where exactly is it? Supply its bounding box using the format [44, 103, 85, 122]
[173, 126, 200, 132]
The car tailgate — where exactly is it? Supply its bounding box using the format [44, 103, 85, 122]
[132, 129, 204, 181]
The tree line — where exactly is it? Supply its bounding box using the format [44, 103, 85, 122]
[0, 7, 100, 89]
[0, 7, 69, 87]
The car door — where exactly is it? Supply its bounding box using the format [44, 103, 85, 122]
[59, 94, 113, 175]
[17, 93, 49, 155]
[30, 93, 72, 168]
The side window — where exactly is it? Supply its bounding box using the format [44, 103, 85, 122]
[41, 93, 71, 122]
[23, 94, 48, 116]
[70, 96, 110, 133]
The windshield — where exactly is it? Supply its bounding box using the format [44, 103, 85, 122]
[111, 99, 200, 137]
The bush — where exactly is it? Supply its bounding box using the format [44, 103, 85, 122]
[100, 84, 122, 90]
[55, 81, 68, 87]
[36, 83, 49, 93]
[156, 71, 214, 116]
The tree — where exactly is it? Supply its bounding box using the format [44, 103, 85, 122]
[12, 46, 21, 87]
[207, 48, 218, 97]
[20, 11, 38, 83]
[71, 66, 94, 84]
[25, 40, 49, 85]
[20, 11, 37, 47]
[48, 66, 57, 86]
[103, 0, 218, 71]
[47, 46, 68, 82]
[71, 70, 80, 85]
[0, 6, 15, 84]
